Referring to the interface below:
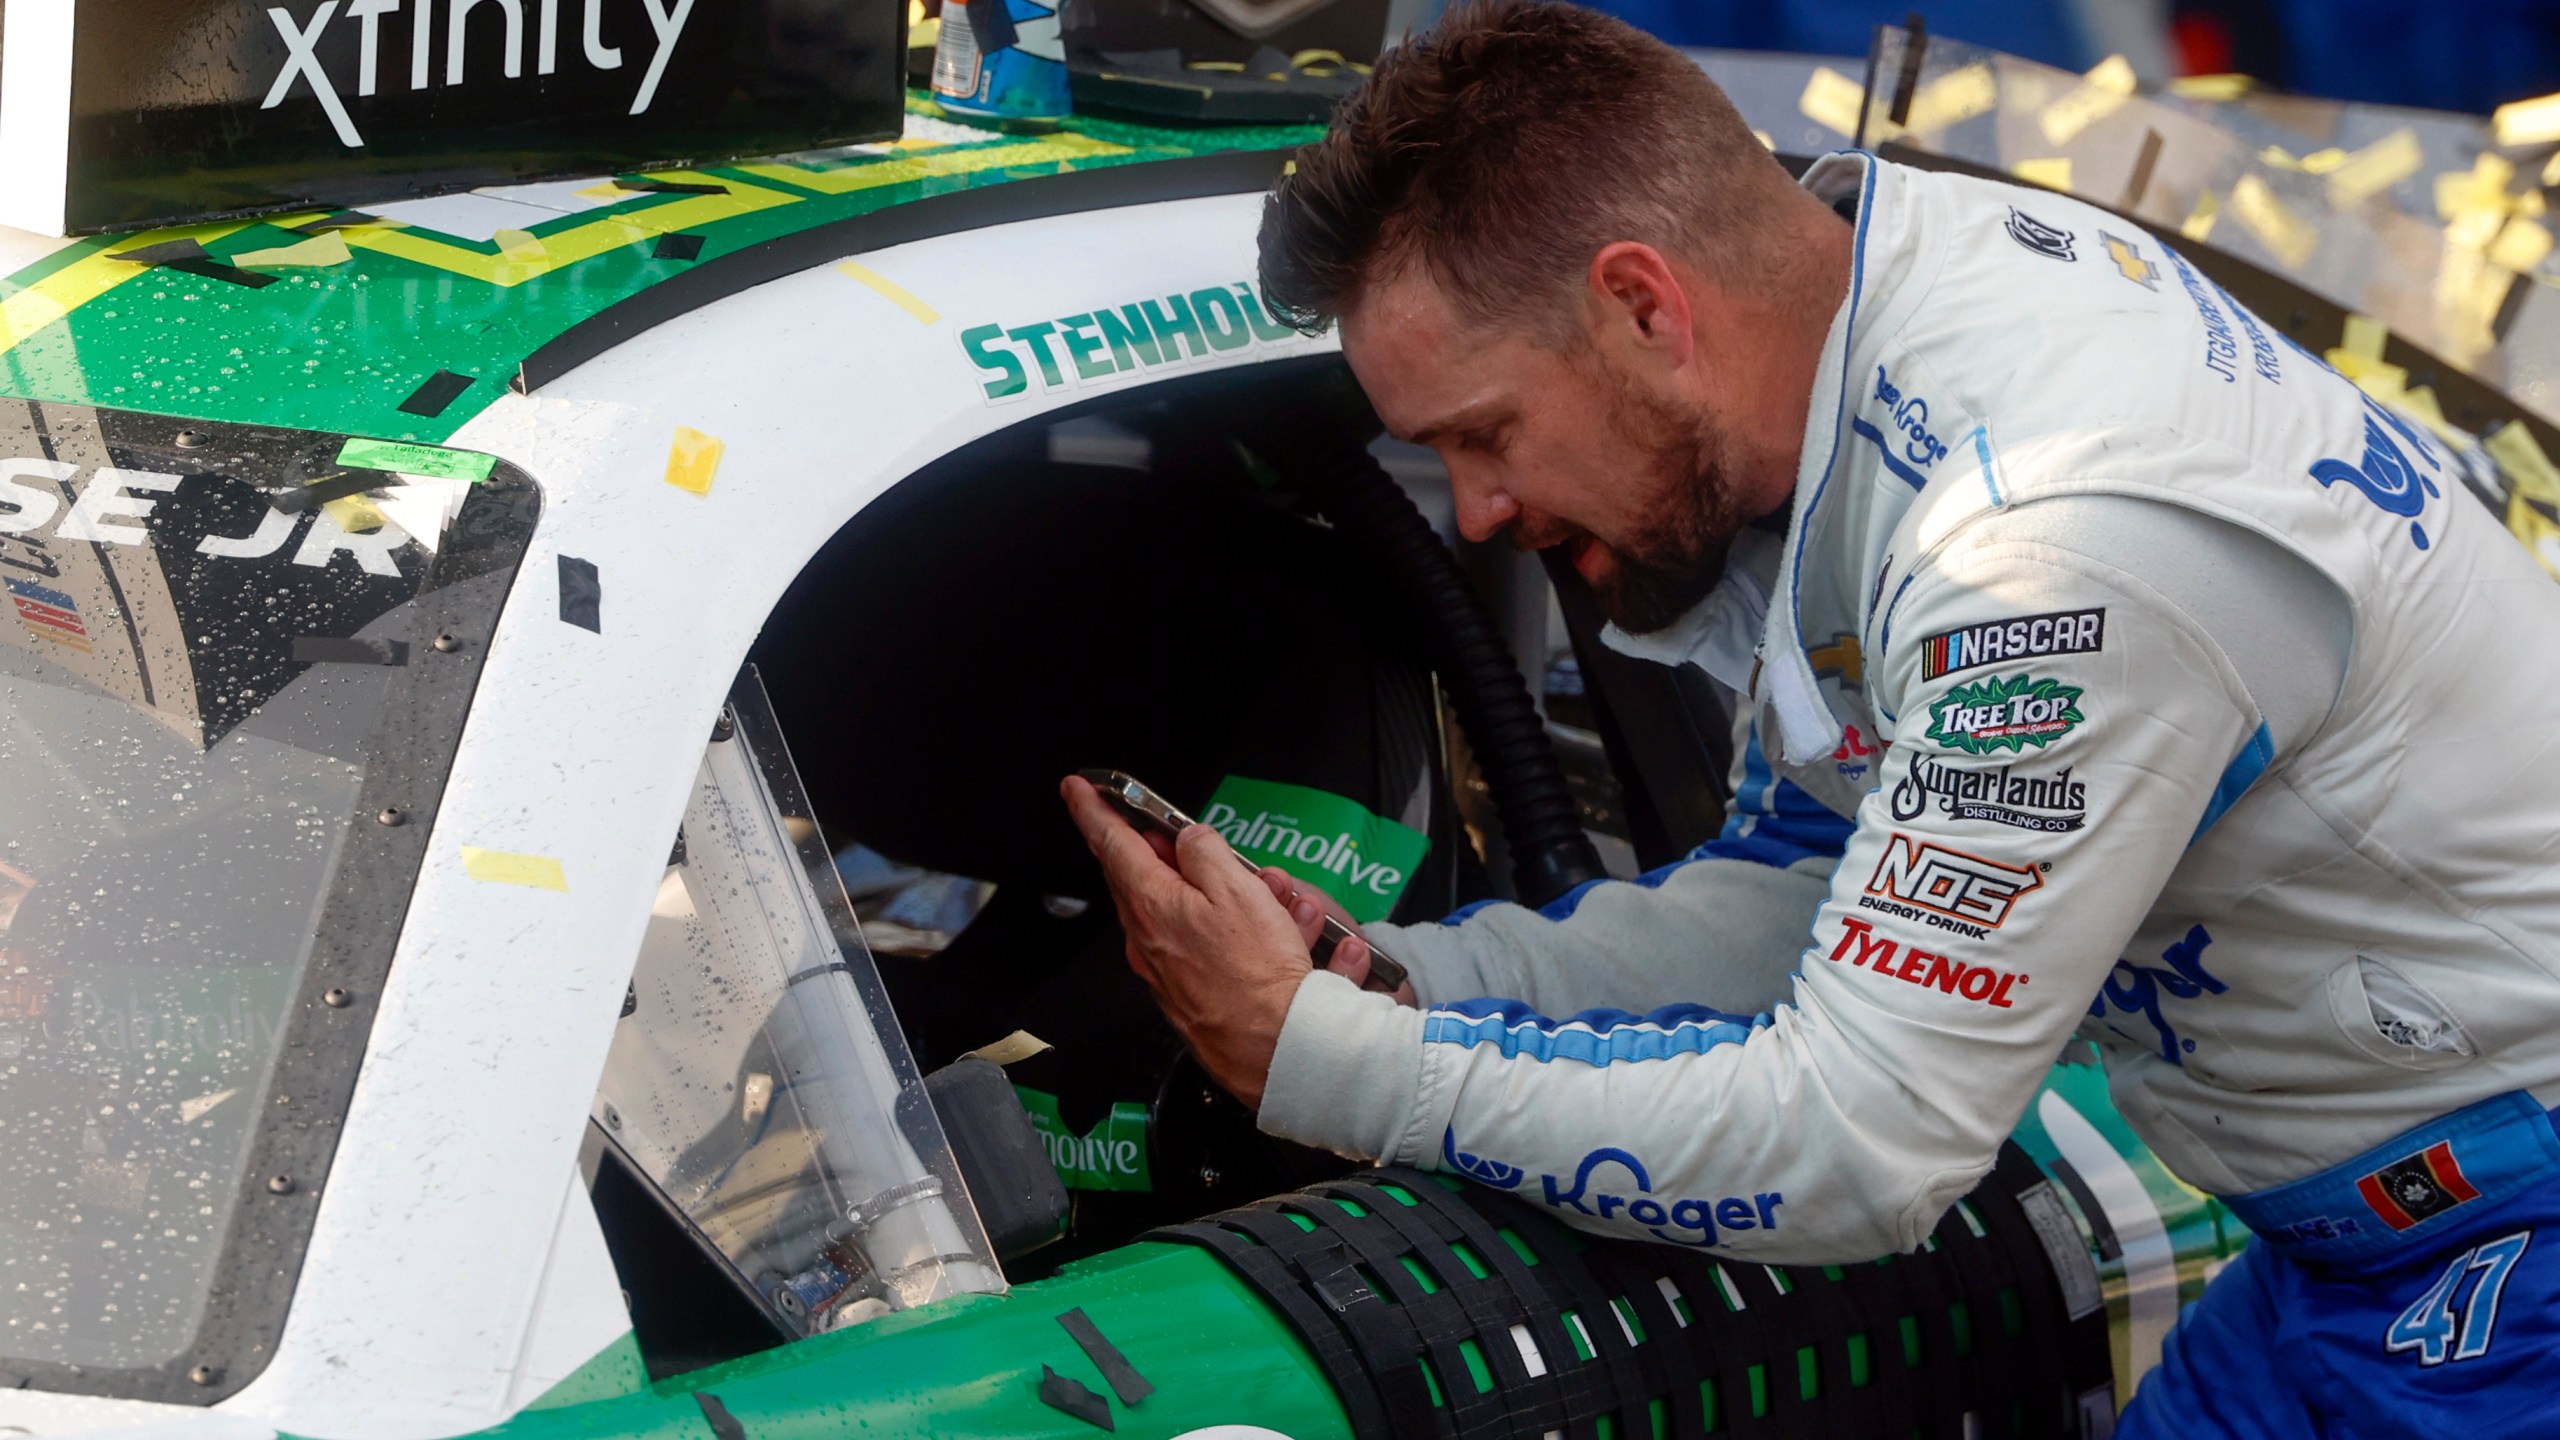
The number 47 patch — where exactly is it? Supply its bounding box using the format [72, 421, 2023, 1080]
[2386, 1230, 2532, 1366]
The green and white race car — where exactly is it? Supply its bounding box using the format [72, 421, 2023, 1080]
[5, 12, 2555, 1439]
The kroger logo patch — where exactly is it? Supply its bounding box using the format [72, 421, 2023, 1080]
[1535, 1146, 1783, 1248]
[1203, 775, 1427, 924]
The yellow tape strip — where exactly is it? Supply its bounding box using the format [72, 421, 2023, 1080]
[461, 846, 569, 890]
[342, 173, 799, 286]
[734, 133, 1132, 196]
[834, 261, 940, 325]
[0, 221, 256, 350]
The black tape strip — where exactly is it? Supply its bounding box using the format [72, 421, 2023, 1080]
[1037, 1365, 1115, 1431]
[271, 472, 378, 513]
[293, 211, 383, 233]
[1056, 1308, 1154, 1407]
[558, 555, 602, 633]
[655, 232, 706, 261]
[109, 237, 213, 266]
[1887, 15, 1928, 128]
[170, 257, 278, 289]
[616, 177, 730, 195]
[517, 149, 1288, 394]
[398, 370, 476, 419]
[2120, 128, 2165, 212]
[2494, 268, 2534, 343]
[292, 635, 407, 666]
[691, 1391, 747, 1440]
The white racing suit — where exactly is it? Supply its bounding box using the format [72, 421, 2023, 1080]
[1258, 153, 2560, 1431]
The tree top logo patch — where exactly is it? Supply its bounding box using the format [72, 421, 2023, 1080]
[1925, 673, 2085, 755]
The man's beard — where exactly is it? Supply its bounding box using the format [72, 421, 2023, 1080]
[1586, 370, 1759, 635]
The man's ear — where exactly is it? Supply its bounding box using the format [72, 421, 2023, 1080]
[1587, 241, 1696, 370]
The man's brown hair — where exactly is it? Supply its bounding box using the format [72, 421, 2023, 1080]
[1259, 0, 1802, 341]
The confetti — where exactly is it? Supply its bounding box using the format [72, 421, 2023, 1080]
[665, 426, 725, 496]
[461, 847, 569, 891]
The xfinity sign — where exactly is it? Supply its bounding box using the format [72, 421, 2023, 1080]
[262, 0, 704, 149]
[0, 0, 902, 233]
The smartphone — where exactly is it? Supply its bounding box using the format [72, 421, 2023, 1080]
[1078, 769, 1409, 995]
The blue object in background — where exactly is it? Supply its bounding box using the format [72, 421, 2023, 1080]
[1579, 0, 2088, 71]
[2272, 0, 2560, 116]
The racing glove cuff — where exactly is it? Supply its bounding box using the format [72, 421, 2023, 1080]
[1259, 968, 1426, 1163]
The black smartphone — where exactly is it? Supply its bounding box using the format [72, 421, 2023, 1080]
[1078, 769, 1410, 994]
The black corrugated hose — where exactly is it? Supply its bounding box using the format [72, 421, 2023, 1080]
[1230, 380, 1606, 909]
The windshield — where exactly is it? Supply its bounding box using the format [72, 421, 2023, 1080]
[0, 401, 535, 1396]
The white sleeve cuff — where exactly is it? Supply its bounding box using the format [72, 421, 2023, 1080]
[1257, 968, 1427, 1162]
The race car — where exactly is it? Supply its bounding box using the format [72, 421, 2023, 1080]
[4, 10, 2553, 1438]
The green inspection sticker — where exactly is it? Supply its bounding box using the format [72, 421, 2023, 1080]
[335, 436, 499, 482]
[1016, 1087, 1151, 1192]
[1201, 775, 1427, 924]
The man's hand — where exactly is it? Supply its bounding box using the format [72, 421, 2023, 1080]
[1255, 867, 1419, 1007]
[1061, 775, 1313, 1108]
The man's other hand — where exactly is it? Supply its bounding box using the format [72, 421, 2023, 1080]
[1061, 774, 1313, 1109]
[1256, 867, 1419, 1007]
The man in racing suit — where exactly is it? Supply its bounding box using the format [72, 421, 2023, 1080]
[1061, 5, 2560, 1434]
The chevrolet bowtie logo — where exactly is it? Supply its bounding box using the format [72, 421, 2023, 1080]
[2101, 230, 2159, 290]
[1808, 633, 1863, 686]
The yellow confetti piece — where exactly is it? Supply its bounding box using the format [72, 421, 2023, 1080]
[2230, 175, 2317, 269]
[664, 426, 725, 496]
[1798, 66, 1867, 139]
[2011, 157, 2074, 191]
[573, 180, 627, 201]
[1904, 63, 1999, 133]
[233, 231, 354, 269]
[2507, 489, 2560, 581]
[2038, 54, 2137, 147]
[2447, 205, 2507, 252]
[2180, 190, 2220, 241]
[2490, 216, 2554, 273]
[2325, 129, 2423, 208]
[2325, 349, 2406, 391]
[2486, 420, 2560, 506]
[2341, 312, 2388, 361]
[1752, 129, 1775, 151]
[461, 846, 569, 891]
[835, 260, 940, 325]
[2391, 385, 2471, 448]
[2434, 244, 2509, 365]
[2493, 90, 2560, 148]
[2168, 73, 2253, 101]
[2544, 152, 2560, 189]
[2436, 152, 2516, 224]
[492, 228, 547, 260]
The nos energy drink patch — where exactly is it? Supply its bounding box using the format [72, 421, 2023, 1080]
[1201, 775, 1427, 924]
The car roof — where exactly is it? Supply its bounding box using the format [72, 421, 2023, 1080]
[0, 99, 1315, 440]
